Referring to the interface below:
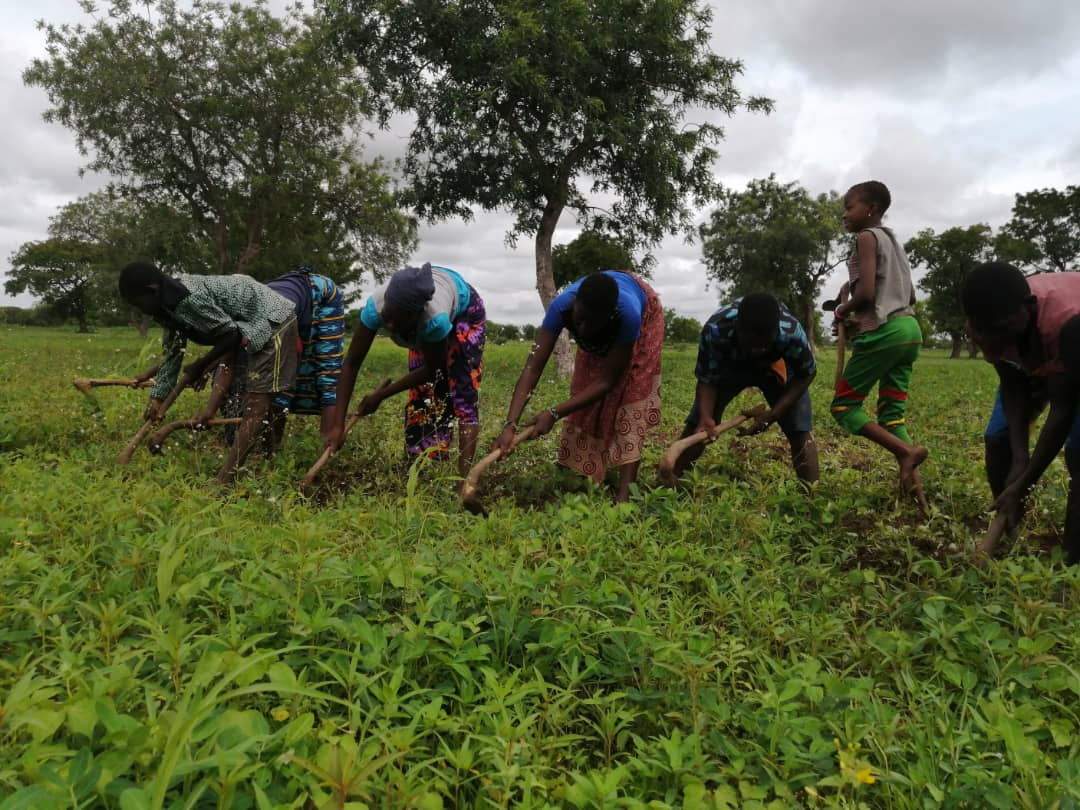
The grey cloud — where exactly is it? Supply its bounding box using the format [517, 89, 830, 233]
[725, 0, 1080, 94]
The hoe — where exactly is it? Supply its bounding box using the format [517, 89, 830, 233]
[460, 425, 537, 516]
[73, 377, 154, 396]
[148, 417, 242, 454]
[656, 413, 750, 485]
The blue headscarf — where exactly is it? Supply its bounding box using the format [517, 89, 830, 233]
[385, 263, 435, 313]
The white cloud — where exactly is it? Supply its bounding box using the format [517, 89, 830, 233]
[3, 0, 1080, 331]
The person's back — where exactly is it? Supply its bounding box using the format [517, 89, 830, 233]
[846, 226, 915, 335]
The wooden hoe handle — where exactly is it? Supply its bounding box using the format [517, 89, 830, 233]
[974, 511, 1010, 561]
[460, 425, 538, 510]
[73, 377, 154, 396]
[657, 413, 751, 481]
[116, 372, 195, 465]
[148, 417, 242, 454]
[300, 412, 363, 490]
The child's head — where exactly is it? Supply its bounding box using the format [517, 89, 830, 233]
[118, 261, 166, 316]
[382, 263, 436, 338]
[960, 261, 1036, 359]
[736, 293, 780, 364]
[571, 272, 620, 344]
[842, 181, 891, 233]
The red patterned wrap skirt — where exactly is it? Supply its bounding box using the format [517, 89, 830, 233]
[556, 276, 663, 482]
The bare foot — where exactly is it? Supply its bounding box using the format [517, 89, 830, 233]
[897, 446, 929, 514]
[898, 445, 928, 488]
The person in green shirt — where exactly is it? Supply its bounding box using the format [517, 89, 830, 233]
[119, 261, 299, 485]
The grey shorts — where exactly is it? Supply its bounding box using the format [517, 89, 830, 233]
[245, 317, 299, 395]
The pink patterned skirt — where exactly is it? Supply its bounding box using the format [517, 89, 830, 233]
[556, 277, 663, 482]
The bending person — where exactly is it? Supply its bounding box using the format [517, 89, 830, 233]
[669, 293, 819, 485]
[962, 262, 1080, 562]
[494, 270, 663, 503]
[192, 266, 345, 453]
[118, 262, 298, 485]
[329, 263, 486, 480]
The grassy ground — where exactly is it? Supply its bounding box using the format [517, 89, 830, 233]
[2, 326, 1079, 808]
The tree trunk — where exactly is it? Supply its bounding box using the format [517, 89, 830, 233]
[967, 339, 980, 359]
[130, 309, 150, 337]
[804, 298, 817, 352]
[949, 332, 963, 359]
[535, 201, 572, 377]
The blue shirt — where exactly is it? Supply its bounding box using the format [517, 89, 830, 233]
[542, 271, 645, 353]
[695, 298, 816, 385]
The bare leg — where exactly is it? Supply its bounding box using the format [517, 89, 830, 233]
[263, 405, 287, 458]
[214, 392, 271, 485]
[1065, 447, 1080, 565]
[458, 423, 479, 480]
[616, 460, 642, 503]
[858, 422, 928, 510]
[788, 431, 819, 485]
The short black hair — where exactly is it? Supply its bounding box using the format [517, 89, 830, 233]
[118, 261, 164, 300]
[1061, 314, 1080, 375]
[849, 180, 891, 214]
[960, 262, 1031, 326]
[577, 272, 619, 316]
[736, 293, 781, 333]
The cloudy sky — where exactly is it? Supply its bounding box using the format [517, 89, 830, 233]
[2, 1, 1079, 324]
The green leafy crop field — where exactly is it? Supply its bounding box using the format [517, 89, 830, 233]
[2, 326, 1079, 809]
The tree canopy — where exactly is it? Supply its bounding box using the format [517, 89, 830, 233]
[327, 0, 770, 369]
[906, 223, 995, 358]
[24, 0, 415, 288]
[996, 186, 1080, 273]
[699, 176, 846, 346]
[663, 309, 702, 344]
[6, 191, 205, 331]
[552, 230, 640, 290]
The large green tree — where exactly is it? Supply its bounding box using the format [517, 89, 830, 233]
[699, 177, 846, 347]
[24, 0, 415, 286]
[6, 191, 205, 330]
[906, 224, 995, 359]
[996, 186, 1080, 273]
[552, 230, 639, 290]
[6, 238, 103, 333]
[328, 0, 770, 369]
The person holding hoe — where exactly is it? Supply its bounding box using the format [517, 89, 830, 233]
[190, 266, 346, 454]
[118, 261, 299, 485]
[829, 180, 927, 506]
[667, 292, 819, 485]
[962, 261, 1080, 562]
[328, 263, 487, 481]
[493, 270, 664, 503]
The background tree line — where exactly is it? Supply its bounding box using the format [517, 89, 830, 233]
[4, 0, 1079, 357]
[700, 179, 1080, 356]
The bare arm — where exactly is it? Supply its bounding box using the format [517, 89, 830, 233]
[333, 323, 377, 426]
[357, 338, 449, 415]
[523, 341, 633, 439]
[1005, 373, 1076, 494]
[998, 362, 1033, 481]
[836, 232, 877, 318]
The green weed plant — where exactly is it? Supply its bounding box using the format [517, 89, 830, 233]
[1, 327, 1079, 808]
